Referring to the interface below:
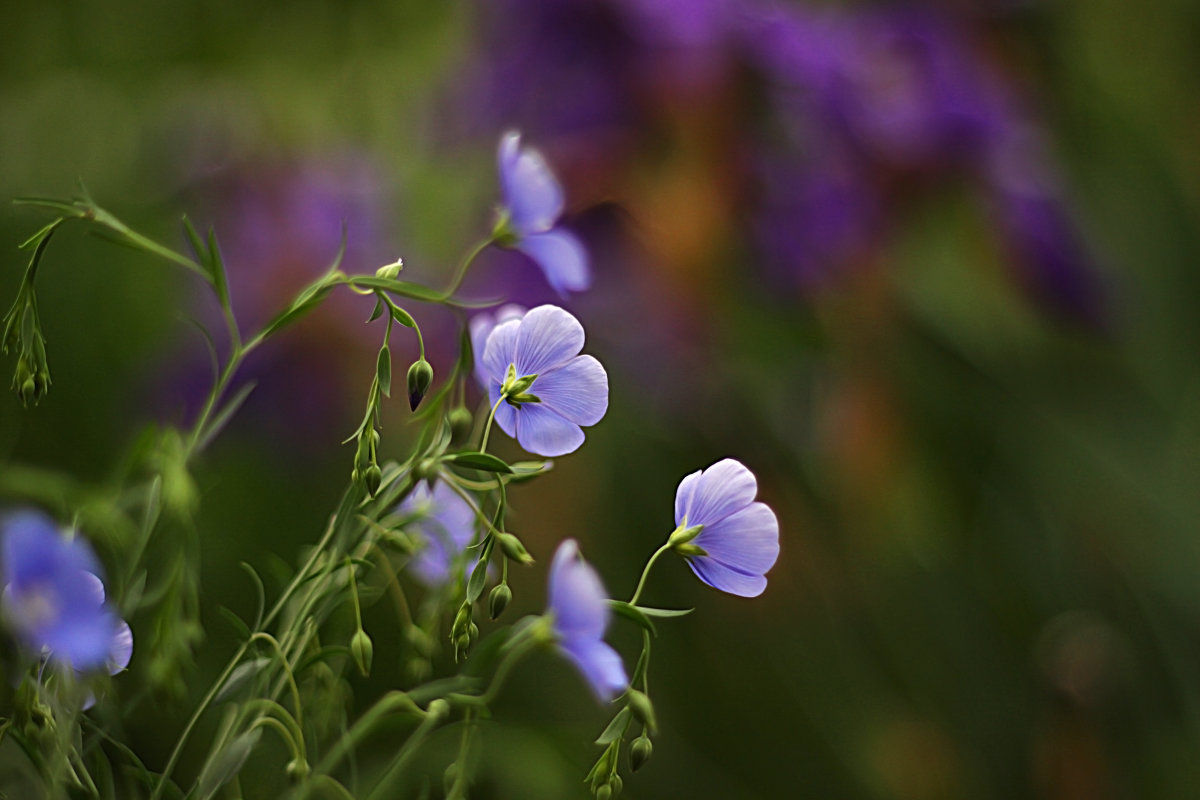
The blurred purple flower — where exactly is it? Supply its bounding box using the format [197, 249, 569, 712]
[480, 305, 608, 457]
[498, 132, 591, 295]
[546, 539, 628, 702]
[397, 481, 478, 588]
[1, 511, 122, 670]
[673, 459, 779, 597]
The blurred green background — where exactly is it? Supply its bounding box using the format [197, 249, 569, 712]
[3, 0, 1200, 798]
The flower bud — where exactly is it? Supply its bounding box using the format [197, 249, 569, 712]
[363, 465, 382, 497]
[406, 626, 434, 657]
[594, 785, 612, 800]
[351, 629, 374, 677]
[488, 583, 512, 620]
[448, 405, 474, 443]
[609, 774, 623, 798]
[626, 690, 657, 734]
[452, 604, 472, 640]
[426, 698, 450, 723]
[286, 758, 310, 781]
[630, 735, 653, 772]
[375, 258, 403, 280]
[497, 532, 534, 566]
[407, 358, 434, 411]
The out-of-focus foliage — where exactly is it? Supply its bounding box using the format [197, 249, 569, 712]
[3, 0, 1200, 797]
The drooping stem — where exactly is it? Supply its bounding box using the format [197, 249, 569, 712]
[629, 542, 673, 607]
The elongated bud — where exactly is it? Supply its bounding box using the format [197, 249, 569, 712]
[351, 629, 374, 677]
[488, 583, 512, 620]
[626, 690, 657, 734]
[452, 604, 472, 640]
[497, 532, 534, 565]
[609, 774, 623, 798]
[594, 785, 612, 800]
[630, 735, 653, 772]
[407, 358, 434, 410]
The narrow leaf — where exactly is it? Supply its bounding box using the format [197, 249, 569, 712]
[466, 555, 490, 604]
[607, 601, 657, 636]
[446, 452, 513, 474]
[594, 707, 632, 745]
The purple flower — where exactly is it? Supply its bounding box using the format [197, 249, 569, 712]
[672, 459, 779, 598]
[469, 303, 527, 388]
[396, 481, 478, 588]
[547, 539, 627, 702]
[497, 132, 591, 295]
[480, 305, 608, 457]
[1, 511, 122, 670]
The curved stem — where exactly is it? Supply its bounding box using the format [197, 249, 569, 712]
[629, 543, 672, 607]
[478, 395, 505, 454]
[439, 237, 493, 300]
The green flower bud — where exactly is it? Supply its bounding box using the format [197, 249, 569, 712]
[626, 690, 658, 734]
[375, 258, 403, 280]
[426, 698, 451, 723]
[497, 532, 534, 565]
[448, 405, 474, 443]
[488, 583, 512, 620]
[286, 759, 310, 781]
[594, 785, 612, 800]
[407, 358, 434, 411]
[630, 735, 653, 772]
[413, 457, 439, 482]
[350, 629, 374, 677]
[363, 464, 382, 497]
[18, 376, 36, 406]
[406, 625, 434, 657]
[452, 604, 472, 640]
[609, 774, 623, 798]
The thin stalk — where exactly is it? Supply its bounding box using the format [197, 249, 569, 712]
[629, 543, 672, 607]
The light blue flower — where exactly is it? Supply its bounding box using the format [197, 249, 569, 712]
[547, 539, 627, 702]
[480, 305, 608, 457]
[397, 481, 477, 588]
[497, 131, 591, 295]
[673, 459, 780, 598]
[1, 510, 122, 670]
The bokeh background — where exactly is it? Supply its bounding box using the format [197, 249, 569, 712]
[3, 0, 1200, 797]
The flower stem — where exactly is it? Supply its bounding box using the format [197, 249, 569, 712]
[629, 542, 673, 607]
[439, 237, 493, 300]
[479, 395, 505, 454]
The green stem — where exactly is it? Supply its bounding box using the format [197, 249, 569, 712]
[439, 237, 493, 300]
[629, 543, 673, 607]
[478, 395, 505, 454]
[363, 707, 445, 800]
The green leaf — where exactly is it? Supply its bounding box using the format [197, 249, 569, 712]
[367, 297, 384, 323]
[181, 215, 206, 263]
[385, 299, 416, 328]
[347, 276, 444, 303]
[213, 658, 272, 704]
[195, 728, 261, 800]
[633, 605, 694, 619]
[206, 228, 231, 310]
[257, 281, 334, 341]
[466, 554, 490, 604]
[446, 452, 513, 474]
[195, 382, 257, 454]
[217, 607, 251, 640]
[19, 219, 64, 251]
[377, 345, 392, 398]
[13, 196, 87, 216]
[508, 460, 551, 482]
[607, 601, 656, 635]
[594, 707, 632, 745]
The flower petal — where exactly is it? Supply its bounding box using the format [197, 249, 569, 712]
[2, 511, 99, 588]
[516, 403, 585, 457]
[558, 638, 628, 702]
[481, 318, 522, 386]
[687, 557, 769, 598]
[517, 229, 591, 295]
[489, 383, 520, 441]
[533, 355, 608, 426]
[514, 305, 585, 376]
[675, 458, 758, 527]
[108, 619, 134, 674]
[46, 607, 119, 670]
[498, 131, 564, 235]
[548, 540, 608, 641]
[471, 305, 526, 388]
[693, 502, 780, 576]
